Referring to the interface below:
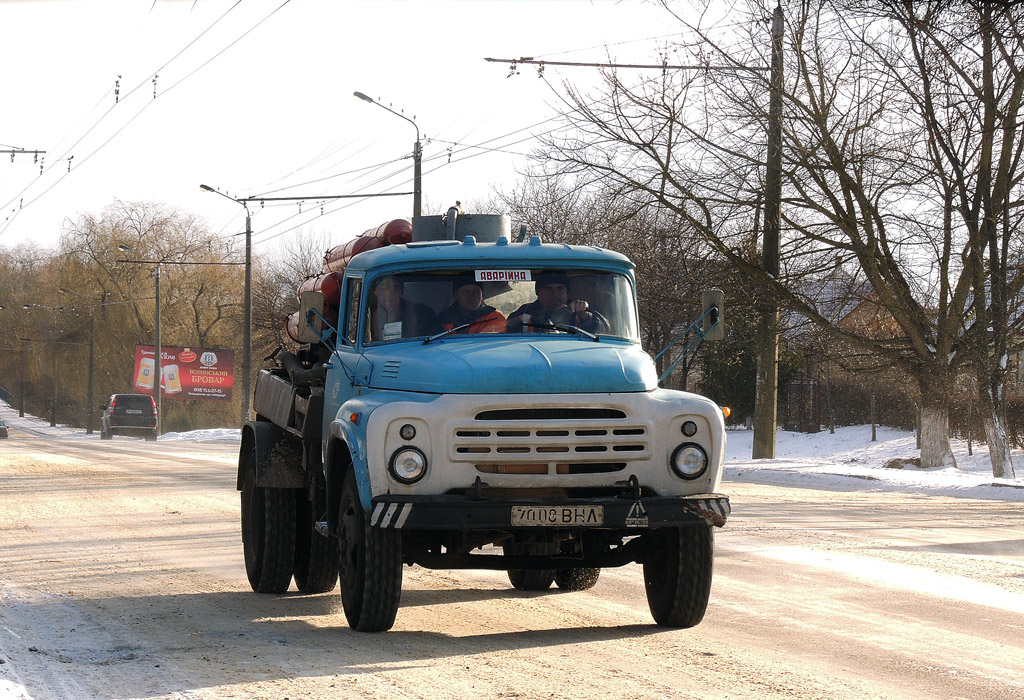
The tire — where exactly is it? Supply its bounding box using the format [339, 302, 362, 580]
[554, 567, 601, 591]
[145, 430, 157, 442]
[337, 470, 402, 631]
[643, 525, 714, 628]
[503, 542, 555, 591]
[240, 444, 297, 593]
[293, 487, 339, 594]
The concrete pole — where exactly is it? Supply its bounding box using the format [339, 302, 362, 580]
[242, 211, 252, 424]
[155, 264, 162, 436]
[752, 4, 784, 459]
[413, 139, 422, 218]
[86, 312, 95, 434]
[50, 353, 57, 427]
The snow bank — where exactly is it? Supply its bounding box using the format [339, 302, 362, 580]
[3, 400, 1022, 500]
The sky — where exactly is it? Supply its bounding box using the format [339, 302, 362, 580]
[0, 0, 693, 257]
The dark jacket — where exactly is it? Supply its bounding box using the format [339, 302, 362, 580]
[507, 300, 607, 334]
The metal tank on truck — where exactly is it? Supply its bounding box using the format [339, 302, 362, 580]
[238, 205, 730, 632]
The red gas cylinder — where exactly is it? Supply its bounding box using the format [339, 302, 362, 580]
[322, 218, 411, 272]
[296, 271, 343, 307]
[285, 310, 300, 342]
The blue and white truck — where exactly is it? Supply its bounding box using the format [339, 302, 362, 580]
[239, 209, 730, 631]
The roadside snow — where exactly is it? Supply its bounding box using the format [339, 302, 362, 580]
[2, 399, 1022, 500]
[725, 425, 1024, 501]
[0, 400, 239, 444]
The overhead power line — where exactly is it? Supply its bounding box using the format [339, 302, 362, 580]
[484, 57, 769, 73]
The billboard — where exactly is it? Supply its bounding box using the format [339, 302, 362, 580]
[133, 345, 234, 401]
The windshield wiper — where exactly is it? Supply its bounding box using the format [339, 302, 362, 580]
[423, 318, 497, 344]
[522, 322, 600, 341]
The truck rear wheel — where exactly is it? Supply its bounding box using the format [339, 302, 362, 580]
[293, 489, 339, 594]
[643, 525, 713, 628]
[240, 446, 296, 594]
[503, 543, 555, 591]
[338, 470, 402, 631]
[554, 567, 601, 591]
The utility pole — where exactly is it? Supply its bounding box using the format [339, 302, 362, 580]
[86, 312, 95, 434]
[243, 211, 252, 422]
[18, 347, 25, 417]
[752, 4, 784, 459]
[492, 30, 785, 453]
[155, 264, 162, 435]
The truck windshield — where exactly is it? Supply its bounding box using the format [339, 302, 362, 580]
[363, 269, 638, 343]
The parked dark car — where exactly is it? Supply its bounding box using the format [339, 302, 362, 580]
[99, 394, 157, 441]
[0, 419, 8, 439]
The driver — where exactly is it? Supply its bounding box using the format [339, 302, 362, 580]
[506, 270, 606, 334]
[438, 274, 507, 334]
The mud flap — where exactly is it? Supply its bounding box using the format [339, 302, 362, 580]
[238, 420, 305, 490]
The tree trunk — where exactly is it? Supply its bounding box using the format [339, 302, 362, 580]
[919, 393, 956, 469]
[978, 387, 1015, 479]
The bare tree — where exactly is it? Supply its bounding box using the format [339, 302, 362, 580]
[534, 1, 1024, 472]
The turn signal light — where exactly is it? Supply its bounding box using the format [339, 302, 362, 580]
[722, 406, 731, 418]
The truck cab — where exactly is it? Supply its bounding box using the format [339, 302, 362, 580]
[239, 213, 729, 632]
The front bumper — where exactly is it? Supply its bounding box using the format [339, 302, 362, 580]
[368, 493, 730, 531]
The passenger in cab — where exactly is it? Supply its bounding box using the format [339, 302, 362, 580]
[507, 270, 607, 334]
[438, 274, 507, 334]
[367, 275, 440, 341]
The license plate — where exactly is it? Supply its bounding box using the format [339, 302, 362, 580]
[125, 409, 142, 415]
[511, 505, 604, 527]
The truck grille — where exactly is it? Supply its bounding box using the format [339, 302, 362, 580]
[451, 408, 649, 476]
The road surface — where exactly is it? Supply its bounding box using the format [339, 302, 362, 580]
[1, 428, 1023, 700]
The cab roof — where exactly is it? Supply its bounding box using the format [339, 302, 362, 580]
[342, 236, 634, 276]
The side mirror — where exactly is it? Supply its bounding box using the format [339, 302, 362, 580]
[98, 405, 107, 411]
[702, 288, 725, 341]
[297, 291, 325, 344]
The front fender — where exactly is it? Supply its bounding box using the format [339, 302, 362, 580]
[328, 391, 438, 510]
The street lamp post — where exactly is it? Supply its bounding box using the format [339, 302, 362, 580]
[353, 91, 422, 217]
[199, 184, 252, 424]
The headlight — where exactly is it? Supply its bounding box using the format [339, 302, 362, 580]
[389, 447, 428, 484]
[670, 443, 708, 480]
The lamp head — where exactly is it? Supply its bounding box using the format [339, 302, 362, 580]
[353, 91, 373, 103]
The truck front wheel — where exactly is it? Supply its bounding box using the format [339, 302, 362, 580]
[240, 445, 296, 593]
[643, 525, 714, 628]
[337, 470, 402, 632]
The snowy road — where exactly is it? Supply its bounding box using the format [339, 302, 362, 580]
[1, 428, 1023, 700]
